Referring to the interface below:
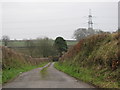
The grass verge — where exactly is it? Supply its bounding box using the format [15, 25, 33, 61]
[40, 63, 51, 73]
[54, 62, 119, 88]
[2, 62, 48, 84]
[40, 65, 49, 76]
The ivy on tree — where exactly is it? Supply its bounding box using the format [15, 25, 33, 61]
[2, 35, 10, 46]
[54, 37, 68, 57]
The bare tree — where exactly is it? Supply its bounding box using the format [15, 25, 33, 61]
[25, 39, 34, 57]
[36, 37, 56, 57]
[2, 35, 10, 46]
[73, 28, 104, 41]
[73, 28, 88, 41]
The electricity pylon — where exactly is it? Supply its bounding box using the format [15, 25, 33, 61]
[88, 9, 93, 30]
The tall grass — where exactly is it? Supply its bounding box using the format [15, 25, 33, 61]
[56, 33, 120, 88]
[54, 62, 119, 88]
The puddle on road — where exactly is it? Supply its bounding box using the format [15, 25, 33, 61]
[40, 66, 49, 80]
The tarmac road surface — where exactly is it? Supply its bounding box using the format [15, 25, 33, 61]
[3, 62, 95, 88]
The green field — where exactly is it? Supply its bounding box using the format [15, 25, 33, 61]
[1, 40, 77, 56]
[66, 40, 78, 46]
[8, 41, 26, 47]
[1, 40, 77, 47]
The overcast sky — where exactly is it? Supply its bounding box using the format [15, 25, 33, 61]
[0, 0, 118, 40]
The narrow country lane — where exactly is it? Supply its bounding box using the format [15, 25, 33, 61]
[3, 62, 95, 88]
